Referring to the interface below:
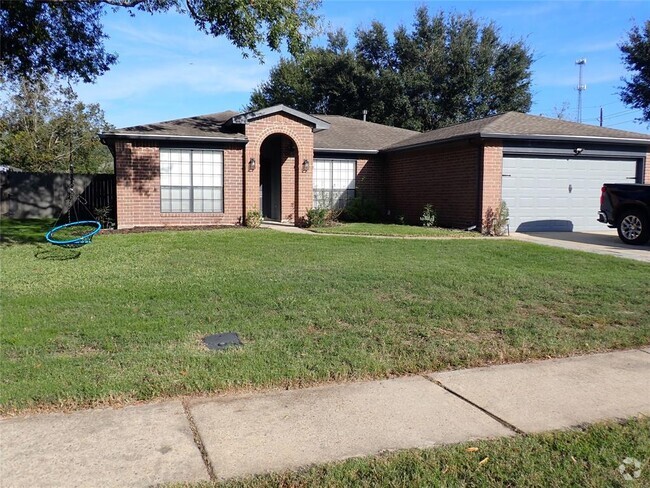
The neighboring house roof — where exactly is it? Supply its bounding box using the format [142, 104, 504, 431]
[313, 115, 419, 153]
[387, 112, 650, 151]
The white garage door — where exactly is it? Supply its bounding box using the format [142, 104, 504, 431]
[502, 157, 637, 232]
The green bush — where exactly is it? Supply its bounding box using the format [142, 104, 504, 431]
[419, 204, 436, 227]
[245, 209, 263, 228]
[341, 196, 381, 223]
[305, 207, 332, 227]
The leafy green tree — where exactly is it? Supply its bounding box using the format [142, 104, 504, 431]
[620, 20, 650, 123]
[0, 78, 114, 173]
[249, 7, 533, 131]
[0, 0, 321, 83]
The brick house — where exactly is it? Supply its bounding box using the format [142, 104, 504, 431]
[100, 105, 650, 232]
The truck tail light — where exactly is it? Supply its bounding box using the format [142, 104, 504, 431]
[600, 185, 606, 206]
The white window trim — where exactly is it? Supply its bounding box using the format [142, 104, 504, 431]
[160, 148, 224, 213]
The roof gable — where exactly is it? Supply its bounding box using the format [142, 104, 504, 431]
[230, 105, 330, 131]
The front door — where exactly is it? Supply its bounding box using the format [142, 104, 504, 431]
[259, 134, 284, 221]
[260, 156, 281, 220]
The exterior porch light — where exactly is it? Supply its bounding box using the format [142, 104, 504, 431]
[248, 157, 256, 171]
[302, 158, 310, 172]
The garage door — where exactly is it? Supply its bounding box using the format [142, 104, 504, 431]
[502, 157, 637, 232]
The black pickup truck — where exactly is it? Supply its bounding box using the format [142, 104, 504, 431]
[598, 184, 650, 245]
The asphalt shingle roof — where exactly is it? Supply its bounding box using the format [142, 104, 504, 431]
[103, 109, 650, 150]
[312, 115, 419, 151]
[103, 110, 246, 140]
[387, 112, 650, 150]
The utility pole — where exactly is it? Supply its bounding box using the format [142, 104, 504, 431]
[575, 58, 587, 123]
[599, 107, 603, 127]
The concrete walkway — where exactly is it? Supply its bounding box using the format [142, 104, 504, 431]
[260, 221, 313, 234]
[2, 349, 649, 487]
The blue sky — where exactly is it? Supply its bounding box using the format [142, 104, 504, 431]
[73, 0, 650, 133]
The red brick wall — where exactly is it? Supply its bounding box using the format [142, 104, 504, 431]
[481, 141, 504, 228]
[114, 140, 243, 229]
[244, 114, 314, 224]
[386, 141, 480, 228]
[356, 156, 386, 210]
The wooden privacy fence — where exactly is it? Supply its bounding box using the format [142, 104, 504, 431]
[1, 171, 116, 227]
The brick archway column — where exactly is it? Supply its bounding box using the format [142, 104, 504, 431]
[244, 114, 314, 225]
[480, 140, 503, 230]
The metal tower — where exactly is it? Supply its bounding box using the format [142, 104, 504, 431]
[576, 58, 587, 123]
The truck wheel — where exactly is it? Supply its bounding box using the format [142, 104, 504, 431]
[617, 209, 650, 245]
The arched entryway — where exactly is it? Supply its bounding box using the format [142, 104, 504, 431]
[259, 134, 297, 221]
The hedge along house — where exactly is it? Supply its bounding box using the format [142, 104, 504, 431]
[100, 105, 650, 232]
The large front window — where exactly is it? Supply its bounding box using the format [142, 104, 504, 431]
[160, 149, 223, 213]
[313, 158, 355, 209]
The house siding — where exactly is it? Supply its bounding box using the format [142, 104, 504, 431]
[356, 156, 387, 211]
[386, 141, 480, 228]
[114, 140, 243, 229]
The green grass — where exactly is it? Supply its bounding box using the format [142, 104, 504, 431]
[1, 220, 649, 413]
[0, 218, 55, 245]
[309, 222, 480, 237]
[199, 417, 650, 487]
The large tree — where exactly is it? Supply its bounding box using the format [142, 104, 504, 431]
[620, 20, 650, 124]
[0, 77, 114, 173]
[249, 7, 533, 131]
[0, 0, 321, 83]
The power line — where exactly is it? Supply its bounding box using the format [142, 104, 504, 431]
[602, 109, 640, 120]
[607, 118, 640, 127]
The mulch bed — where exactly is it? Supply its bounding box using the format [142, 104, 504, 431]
[100, 224, 242, 234]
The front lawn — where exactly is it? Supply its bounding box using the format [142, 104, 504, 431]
[211, 417, 650, 487]
[1, 221, 649, 413]
[0, 217, 55, 245]
[309, 222, 480, 237]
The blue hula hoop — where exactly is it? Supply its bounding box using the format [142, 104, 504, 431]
[45, 220, 102, 248]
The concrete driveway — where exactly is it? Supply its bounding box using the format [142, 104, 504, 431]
[512, 229, 650, 263]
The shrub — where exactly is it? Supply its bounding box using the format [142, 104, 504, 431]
[245, 209, 263, 228]
[93, 205, 115, 229]
[305, 207, 339, 228]
[419, 204, 436, 227]
[483, 201, 510, 236]
[341, 195, 381, 223]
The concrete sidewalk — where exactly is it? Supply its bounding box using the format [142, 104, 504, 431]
[2, 348, 649, 487]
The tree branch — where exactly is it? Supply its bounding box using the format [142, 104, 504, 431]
[34, 0, 148, 6]
[184, 0, 209, 23]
